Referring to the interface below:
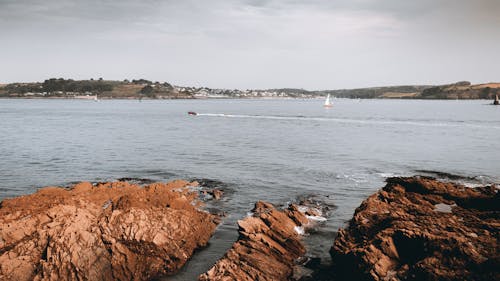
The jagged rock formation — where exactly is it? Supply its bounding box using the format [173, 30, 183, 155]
[0, 180, 219, 281]
[199, 201, 309, 281]
[331, 176, 499, 281]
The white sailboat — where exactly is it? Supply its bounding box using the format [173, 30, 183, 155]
[324, 94, 332, 108]
[94, 95, 99, 102]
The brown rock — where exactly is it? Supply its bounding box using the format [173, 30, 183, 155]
[252, 201, 275, 213]
[330, 176, 499, 281]
[209, 189, 224, 200]
[0, 180, 219, 281]
[199, 201, 308, 281]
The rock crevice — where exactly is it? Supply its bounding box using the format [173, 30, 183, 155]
[199, 201, 309, 281]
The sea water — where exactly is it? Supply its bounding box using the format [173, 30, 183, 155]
[0, 98, 499, 279]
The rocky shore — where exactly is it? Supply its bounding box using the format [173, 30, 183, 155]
[199, 201, 309, 281]
[0, 180, 219, 281]
[330, 176, 499, 281]
[1, 176, 498, 281]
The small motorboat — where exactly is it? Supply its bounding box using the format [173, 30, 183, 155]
[187, 111, 198, 116]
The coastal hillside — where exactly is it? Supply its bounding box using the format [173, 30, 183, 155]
[420, 81, 500, 99]
[318, 85, 432, 99]
[318, 81, 500, 99]
[0, 79, 498, 99]
[0, 78, 192, 99]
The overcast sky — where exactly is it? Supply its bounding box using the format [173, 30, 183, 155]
[0, 0, 499, 89]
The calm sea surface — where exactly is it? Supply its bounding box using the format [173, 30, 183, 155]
[1, 98, 499, 279]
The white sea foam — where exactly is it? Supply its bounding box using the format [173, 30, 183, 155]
[297, 206, 309, 213]
[306, 215, 327, 222]
[294, 226, 305, 235]
[377, 172, 398, 178]
[296, 205, 327, 223]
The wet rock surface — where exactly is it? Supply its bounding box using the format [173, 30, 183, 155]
[116, 177, 156, 185]
[330, 176, 499, 281]
[189, 179, 231, 202]
[0, 180, 219, 281]
[414, 170, 480, 182]
[199, 201, 309, 281]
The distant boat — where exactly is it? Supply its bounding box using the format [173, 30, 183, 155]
[494, 94, 499, 105]
[324, 94, 333, 108]
[94, 95, 99, 102]
[188, 111, 198, 116]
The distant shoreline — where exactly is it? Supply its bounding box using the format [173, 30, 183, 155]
[0, 96, 496, 101]
[1, 78, 499, 100]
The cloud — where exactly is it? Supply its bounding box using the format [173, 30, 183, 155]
[0, 0, 499, 88]
[1, 0, 497, 38]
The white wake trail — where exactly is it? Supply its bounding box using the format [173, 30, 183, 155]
[195, 113, 500, 129]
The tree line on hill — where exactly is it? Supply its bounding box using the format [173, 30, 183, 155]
[3, 78, 115, 94]
[1, 79, 498, 99]
[42, 78, 114, 93]
[0, 78, 176, 98]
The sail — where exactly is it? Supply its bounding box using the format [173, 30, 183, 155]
[324, 94, 331, 106]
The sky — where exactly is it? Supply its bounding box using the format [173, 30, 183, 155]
[0, 0, 499, 89]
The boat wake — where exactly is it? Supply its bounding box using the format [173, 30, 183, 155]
[195, 113, 500, 129]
